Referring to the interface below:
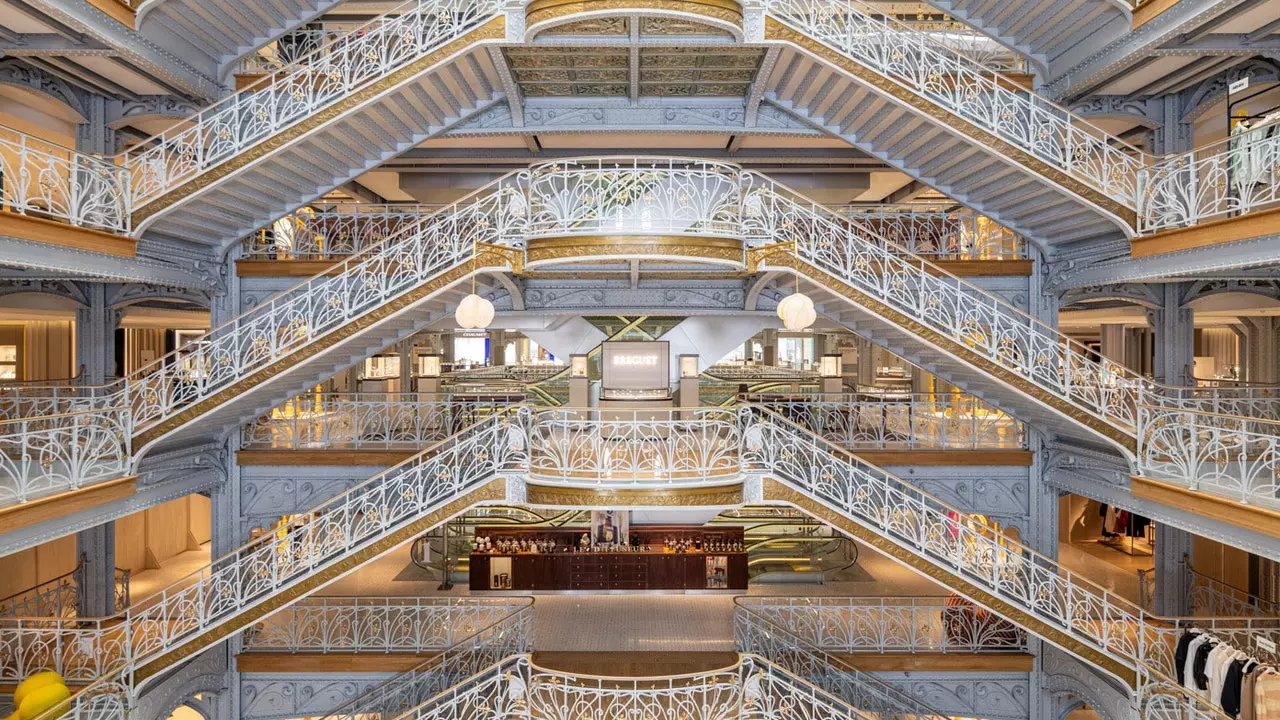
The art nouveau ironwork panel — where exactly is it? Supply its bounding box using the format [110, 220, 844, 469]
[124, 0, 503, 208]
[242, 393, 510, 450]
[736, 596, 1027, 653]
[315, 602, 533, 720]
[242, 597, 531, 654]
[834, 206, 1027, 260]
[2, 408, 529, 720]
[0, 407, 132, 508]
[526, 408, 741, 486]
[747, 393, 1026, 450]
[0, 126, 131, 233]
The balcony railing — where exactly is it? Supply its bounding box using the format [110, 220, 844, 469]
[1137, 405, 1280, 511]
[746, 392, 1027, 449]
[312, 601, 534, 720]
[736, 596, 1028, 654]
[240, 203, 442, 260]
[400, 654, 872, 720]
[0, 407, 132, 506]
[242, 393, 512, 450]
[527, 408, 742, 487]
[834, 205, 1028, 260]
[4, 159, 1280, 516]
[0, 556, 130, 618]
[242, 597, 531, 654]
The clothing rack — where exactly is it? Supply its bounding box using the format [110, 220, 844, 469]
[1173, 627, 1280, 719]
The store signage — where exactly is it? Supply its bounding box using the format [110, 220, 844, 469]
[1229, 77, 1249, 94]
[602, 341, 669, 393]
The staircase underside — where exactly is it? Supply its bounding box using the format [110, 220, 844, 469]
[138, 0, 345, 69]
[760, 29, 1134, 258]
[134, 248, 520, 457]
[132, 20, 506, 252]
[924, 0, 1130, 71]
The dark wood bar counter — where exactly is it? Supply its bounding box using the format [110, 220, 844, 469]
[469, 525, 748, 592]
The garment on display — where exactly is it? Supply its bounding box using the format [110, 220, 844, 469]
[1097, 504, 1153, 556]
[1173, 629, 1280, 719]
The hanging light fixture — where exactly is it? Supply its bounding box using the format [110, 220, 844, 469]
[778, 267, 815, 331]
[455, 245, 495, 329]
[456, 293, 494, 329]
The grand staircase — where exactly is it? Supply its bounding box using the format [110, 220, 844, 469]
[0, 0, 1273, 259]
[2, 158, 1277, 522]
[738, 404, 1271, 720]
[1, 409, 524, 719]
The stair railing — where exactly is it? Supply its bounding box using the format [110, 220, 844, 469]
[742, 171, 1145, 434]
[737, 403, 1264, 720]
[733, 598, 956, 718]
[3, 160, 1279, 511]
[312, 599, 533, 720]
[11, 407, 530, 720]
[759, 0, 1146, 207]
[0, 554, 131, 617]
[123, 0, 503, 209]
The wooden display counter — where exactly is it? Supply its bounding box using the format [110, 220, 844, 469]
[469, 525, 748, 592]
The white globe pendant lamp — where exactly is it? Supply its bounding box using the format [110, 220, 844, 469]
[455, 293, 495, 329]
[782, 302, 816, 331]
[454, 247, 496, 330]
[776, 292, 811, 320]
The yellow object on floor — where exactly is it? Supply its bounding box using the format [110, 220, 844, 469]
[12, 673, 63, 710]
[17, 683, 70, 720]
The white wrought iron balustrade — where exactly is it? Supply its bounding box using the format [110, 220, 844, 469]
[0, 556, 129, 618]
[1187, 563, 1280, 618]
[1, 0, 1275, 243]
[527, 407, 742, 487]
[5, 160, 1280, 514]
[736, 596, 1028, 653]
[123, 0, 502, 208]
[1136, 405, 1280, 512]
[402, 654, 873, 720]
[760, 0, 1145, 207]
[523, 157, 743, 239]
[242, 596, 530, 654]
[2, 408, 529, 720]
[448, 364, 565, 384]
[746, 392, 1026, 449]
[834, 205, 1028, 260]
[741, 171, 1145, 433]
[123, 168, 524, 435]
[736, 405, 1276, 720]
[234, 22, 372, 76]
[739, 406, 1161, 680]
[733, 601, 953, 720]
[0, 126, 131, 234]
[315, 601, 534, 720]
[703, 365, 819, 382]
[241, 204, 442, 260]
[242, 393, 511, 450]
[0, 407, 132, 508]
[1139, 124, 1280, 232]
[900, 19, 1029, 73]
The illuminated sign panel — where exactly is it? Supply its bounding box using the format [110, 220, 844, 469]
[602, 341, 670, 399]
